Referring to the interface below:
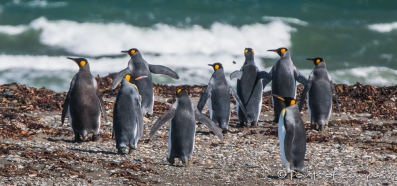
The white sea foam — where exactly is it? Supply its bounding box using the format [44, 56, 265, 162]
[24, 17, 294, 57]
[12, 0, 67, 8]
[262, 16, 309, 26]
[368, 22, 397, 33]
[0, 25, 28, 35]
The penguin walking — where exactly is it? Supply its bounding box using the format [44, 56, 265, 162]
[298, 57, 340, 132]
[273, 94, 306, 179]
[149, 88, 223, 166]
[230, 48, 271, 127]
[113, 74, 147, 154]
[263, 47, 307, 122]
[61, 57, 107, 142]
[112, 48, 179, 117]
[197, 62, 252, 133]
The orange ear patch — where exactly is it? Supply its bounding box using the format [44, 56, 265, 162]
[290, 100, 296, 106]
[79, 61, 86, 67]
[125, 74, 131, 82]
[280, 48, 286, 55]
[130, 50, 136, 55]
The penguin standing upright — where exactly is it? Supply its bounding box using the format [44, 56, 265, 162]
[61, 57, 106, 142]
[230, 48, 271, 127]
[149, 88, 223, 166]
[273, 94, 306, 179]
[298, 57, 340, 131]
[113, 74, 147, 154]
[263, 47, 307, 122]
[111, 48, 179, 117]
[197, 62, 252, 133]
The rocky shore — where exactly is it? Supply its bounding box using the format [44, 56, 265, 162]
[0, 75, 396, 185]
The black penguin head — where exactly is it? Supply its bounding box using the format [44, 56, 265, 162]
[208, 63, 223, 71]
[267, 47, 288, 57]
[307, 57, 325, 66]
[244, 48, 255, 59]
[67, 57, 88, 69]
[272, 94, 296, 107]
[176, 87, 188, 98]
[121, 48, 140, 57]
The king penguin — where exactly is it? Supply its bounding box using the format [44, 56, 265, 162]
[111, 48, 179, 117]
[61, 57, 107, 142]
[298, 57, 340, 132]
[197, 62, 252, 133]
[149, 88, 223, 166]
[273, 94, 306, 179]
[113, 74, 147, 154]
[263, 47, 307, 123]
[230, 48, 271, 127]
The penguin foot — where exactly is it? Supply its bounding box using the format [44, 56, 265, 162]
[318, 124, 327, 132]
[118, 148, 128, 155]
[167, 158, 175, 165]
[250, 121, 258, 127]
[238, 122, 246, 128]
[185, 160, 191, 167]
[222, 128, 228, 134]
[74, 134, 83, 143]
[92, 134, 99, 142]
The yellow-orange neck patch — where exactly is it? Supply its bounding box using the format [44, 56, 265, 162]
[177, 88, 182, 94]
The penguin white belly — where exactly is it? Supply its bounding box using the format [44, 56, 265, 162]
[256, 93, 263, 121]
[207, 98, 213, 119]
[133, 120, 138, 147]
[278, 109, 290, 173]
[95, 116, 101, 134]
[307, 94, 311, 121]
[235, 100, 239, 116]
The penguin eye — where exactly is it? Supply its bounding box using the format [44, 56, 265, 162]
[280, 48, 286, 55]
[79, 61, 86, 67]
[125, 74, 131, 82]
[177, 88, 182, 94]
[290, 100, 296, 106]
[130, 50, 136, 55]
[244, 49, 248, 54]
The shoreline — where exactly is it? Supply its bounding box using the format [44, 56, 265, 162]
[0, 75, 397, 185]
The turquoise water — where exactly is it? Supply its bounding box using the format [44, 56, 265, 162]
[1, 0, 397, 92]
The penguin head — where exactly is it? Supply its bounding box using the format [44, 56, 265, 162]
[267, 47, 289, 57]
[208, 63, 223, 71]
[121, 48, 140, 57]
[244, 47, 255, 59]
[176, 87, 189, 98]
[307, 57, 325, 66]
[67, 57, 89, 69]
[272, 94, 296, 107]
[124, 74, 147, 91]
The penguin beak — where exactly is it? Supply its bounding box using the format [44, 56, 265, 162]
[121, 50, 129, 54]
[267, 49, 277, 53]
[208, 64, 213, 67]
[306, 58, 314, 61]
[272, 94, 284, 101]
[134, 76, 148, 80]
[67, 57, 77, 62]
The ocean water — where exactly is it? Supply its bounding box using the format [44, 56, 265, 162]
[0, 0, 397, 92]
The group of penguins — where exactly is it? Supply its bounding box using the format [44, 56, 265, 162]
[61, 47, 339, 178]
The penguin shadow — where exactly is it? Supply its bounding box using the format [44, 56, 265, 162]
[67, 147, 118, 155]
[47, 137, 97, 144]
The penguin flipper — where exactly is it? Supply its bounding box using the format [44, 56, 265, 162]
[230, 70, 242, 80]
[257, 71, 272, 80]
[149, 65, 179, 79]
[194, 107, 223, 141]
[61, 75, 76, 125]
[294, 67, 308, 85]
[262, 67, 273, 89]
[298, 74, 313, 111]
[111, 68, 130, 89]
[149, 102, 177, 138]
[227, 82, 252, 123]
[331, 81, 341, 113]
[197, 85, 212, 112]
[134, 97, 144, 139]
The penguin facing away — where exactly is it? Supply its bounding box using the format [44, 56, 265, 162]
[273, 94, 306, 179]
[111, 48, 179, 117]
[298, 57, 340, 132]
[149, 88, 223, 166]
[61, 57, 107, 142]
[263, 47, 307, 123]
[197, 62, 252, 134]
[230, 48, 271, 127]
[113, 74, 147, 154]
